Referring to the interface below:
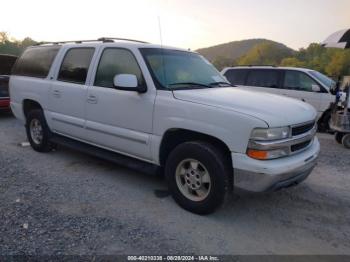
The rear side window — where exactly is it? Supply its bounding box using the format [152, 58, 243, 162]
[12, 46, 60, 78]
[58, 48, 94, 84]
[246, 69, 280, 88]
[94, 48, 144, 88]
[224, 69, 248, 85]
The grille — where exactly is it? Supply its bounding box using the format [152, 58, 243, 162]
[291, 140, 312, 152]
[292, 122, 315, 136]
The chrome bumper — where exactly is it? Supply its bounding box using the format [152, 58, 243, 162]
[233, 138, 320, 192]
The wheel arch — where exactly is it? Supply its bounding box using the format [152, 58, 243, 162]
[159, 128, 234, 190]
[22, 99, 43, 120]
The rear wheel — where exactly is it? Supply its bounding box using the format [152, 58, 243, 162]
[342, 134, 350, 149]
[165, 141, 230, 214]
[26, 109, 54, 152]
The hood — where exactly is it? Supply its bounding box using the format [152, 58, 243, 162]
[173, 87, 317, 127]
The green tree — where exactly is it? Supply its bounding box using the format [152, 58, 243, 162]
[325, 51, 350, 77]
[280, 57, 306, 67]
[212, 56, 235, 71]
[238, 42, 294, 65]
[0, 32, 37, 56]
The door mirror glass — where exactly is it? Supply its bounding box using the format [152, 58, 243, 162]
[113, 74, 138, 89]
[311, 84, 320, 92]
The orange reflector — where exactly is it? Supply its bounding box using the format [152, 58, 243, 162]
[247, 149, 268, 160]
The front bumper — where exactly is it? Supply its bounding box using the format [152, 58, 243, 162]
[232, 137, 320, 192]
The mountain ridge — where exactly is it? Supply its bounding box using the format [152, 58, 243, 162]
[196, 38, 294, 62]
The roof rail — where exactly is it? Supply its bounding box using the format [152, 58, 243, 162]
[239, 65, 277, 67]
[34, 37, 149, 46]
[97, 37, 149, 44]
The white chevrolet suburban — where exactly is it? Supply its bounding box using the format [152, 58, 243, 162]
[10, 38, 320, 214]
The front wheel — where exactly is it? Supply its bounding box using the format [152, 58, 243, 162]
[342, 134, 350, 149]
[318, 111, 331, 133]
[335, 132, 345, 144]
[26, 109, 54, 152]
[165, 142, 230, 215]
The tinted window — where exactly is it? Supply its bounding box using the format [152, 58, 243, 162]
[224, 69, 248, 85]
[283, 71, 319, 92]
[140, 48, 227, 89]
[94, 48, 144, 88]
[0, 55, 17, 75]
[246, 70, 279, 88]
[12, 46, 60, 78]
[58, 48, 94, 84]
[0, 76, 9, 97]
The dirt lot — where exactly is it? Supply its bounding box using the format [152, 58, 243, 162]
[0, 113, 350, 255]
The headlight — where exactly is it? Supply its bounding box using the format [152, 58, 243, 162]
[250, 127, 290, 141]
[247, 126, 291, 160]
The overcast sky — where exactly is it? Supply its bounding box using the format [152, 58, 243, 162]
[1, 0, 349, 50]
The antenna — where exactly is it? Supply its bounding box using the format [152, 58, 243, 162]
[158, 16, 163, 47]
[158, 16, 167, 87]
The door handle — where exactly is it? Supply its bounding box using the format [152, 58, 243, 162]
[87, 95, 98, 104]
[53, 90, 61, 98]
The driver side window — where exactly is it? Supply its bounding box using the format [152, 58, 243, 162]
[94, 48, 144, 88]
[283, 71, 319, 92]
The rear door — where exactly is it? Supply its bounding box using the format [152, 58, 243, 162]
[243, 69, 283, 96]
[48, 47, 95, 139]
[280, 70, 322, 112]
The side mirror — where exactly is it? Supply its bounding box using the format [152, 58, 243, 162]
[311, 84, 320, 92]
[113, 74, 145, 92]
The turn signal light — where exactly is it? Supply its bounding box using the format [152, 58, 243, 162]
[247, 149, 268, 160]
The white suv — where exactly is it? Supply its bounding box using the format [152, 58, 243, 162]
[222, 66, 339, 132]
[10, 38, 320, 214]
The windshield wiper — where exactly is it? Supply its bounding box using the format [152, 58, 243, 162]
[209, 81, 233, 87]
[168, 82, 212, 89]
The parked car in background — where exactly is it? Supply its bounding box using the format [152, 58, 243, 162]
[0, 54, 18, 112]
[221, 66, 339, 132]
[10, 39, 319, 214]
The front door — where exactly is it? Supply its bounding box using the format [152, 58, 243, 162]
[85, 47, 156, 161]
[281, 70, 322, 114]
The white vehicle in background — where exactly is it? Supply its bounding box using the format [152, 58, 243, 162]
[10, 38, 319, 214]
[222, 66, 339, 132]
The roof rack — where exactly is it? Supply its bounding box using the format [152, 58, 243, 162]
[237, 65, 277, 67]
[97, 37, 149, 44]
[35, 37, 148, 46]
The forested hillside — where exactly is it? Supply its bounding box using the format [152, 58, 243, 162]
[197, 39, 350, 77]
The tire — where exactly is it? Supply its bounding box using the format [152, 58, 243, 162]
[165, 141, 230, 215]
[342, 134, 350, 149]
[335, 132, 345, 144]
[25, 109, 53, 152]
[318, 111, 331, 133]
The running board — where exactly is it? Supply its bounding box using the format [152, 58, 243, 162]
[50, 135, 159, 176]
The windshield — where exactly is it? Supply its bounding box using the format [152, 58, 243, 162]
[309, 70, 335, 89]
[140, 48, 230, 89]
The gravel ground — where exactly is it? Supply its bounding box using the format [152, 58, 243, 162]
[0, 113, 350, 256]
